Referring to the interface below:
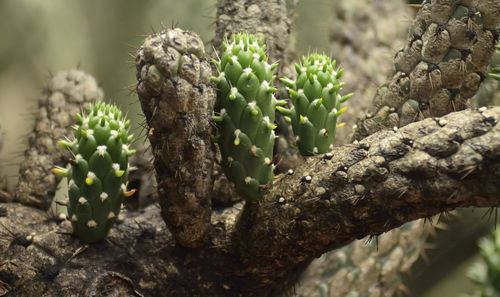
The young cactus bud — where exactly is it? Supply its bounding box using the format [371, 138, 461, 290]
[280, 54, 352, 155]
[488, 45, 500, 81]
[54, 102, 135, 243]
[212, 33, 279, 202]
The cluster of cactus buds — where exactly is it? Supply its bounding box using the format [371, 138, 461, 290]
[212, 35, 351, 201]
[53, 102, 136, 243]
[212, 33, 286, 202]
[279, 54, 352, 155]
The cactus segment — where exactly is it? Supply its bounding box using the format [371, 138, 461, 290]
[489, 45, 500, 81]
[54, 102, 135, 243]
[280, 54, 351, 155]
[213, 33, 278, 202]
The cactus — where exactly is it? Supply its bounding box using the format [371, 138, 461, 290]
[488, 45, 500, 82]
[53, 102, 136, 243]
[212, 33, 283, 202]
[279, 53, 352, 155]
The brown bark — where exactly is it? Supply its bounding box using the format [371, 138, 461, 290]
[296, 2, 431, 296]
[14, 70, 103, 209]
[135, 28, 216, 248]
[234, 106, 500, 293]
[353, 0, 500, 140]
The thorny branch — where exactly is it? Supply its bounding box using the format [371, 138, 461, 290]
[3, 107, 500, 297]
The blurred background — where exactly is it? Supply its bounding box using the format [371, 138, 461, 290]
[0, 0, 497, 296]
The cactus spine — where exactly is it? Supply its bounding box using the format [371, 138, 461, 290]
[53, 102, 136, 243]
[212, 33, 283, 202]
[279, 54, 352, 155]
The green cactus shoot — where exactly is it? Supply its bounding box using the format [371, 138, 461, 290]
[53, 102, 136, 243]
[488, 45, 500, 82]
[212, 33, 286, 202]
[279, 53, 352, 155]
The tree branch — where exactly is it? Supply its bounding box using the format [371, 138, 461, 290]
[14, 70, 103, 209]
[353, 0, 500, 140]
[234, 106, 500, 293]
[3, 107, 500, 297]
[297, 3, 429, 296]
[136, 28, 216, 248]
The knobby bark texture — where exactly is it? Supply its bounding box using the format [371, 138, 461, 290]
[136, 28, 216, 248]
[2, 1, 500, 297]
[296, 2, 431, 296]
[329, 0, 412, 146]
[234, 107, 500, 294]
[297, 220, 429, 297]
[2, 107, 500, 297]
[214, 0, 296, 72]
[14, 70, 103, 209]
[353, 0, 500, 140]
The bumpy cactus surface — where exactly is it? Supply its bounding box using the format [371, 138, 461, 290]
[53, 102, 136, 243]
[212, 33, 283, 202]
[279, 54, 352, 155]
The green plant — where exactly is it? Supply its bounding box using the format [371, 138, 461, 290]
[489, 45, 500, 82]
[279, 53, 352, 155]
[53, 102, 136, 243]
[212, 33, 283, 202]
[464, 227, 500, 297]
[212, 36, 352, 200]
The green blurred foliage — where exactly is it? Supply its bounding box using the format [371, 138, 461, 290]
[463, 227, 500, 297]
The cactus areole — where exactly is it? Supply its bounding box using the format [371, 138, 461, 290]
[53, 102, 136, 243]
[212, 33, 284, 202]
[279, 54, 352, 155]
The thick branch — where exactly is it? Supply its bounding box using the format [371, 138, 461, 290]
[2, 107, 500, 297]
[234, 106, 500, 292]
[353, 0, 500, 140]
[14, 70, 102, 209]
[0, 202, 241, 297]
[136, 28, 216, 248]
